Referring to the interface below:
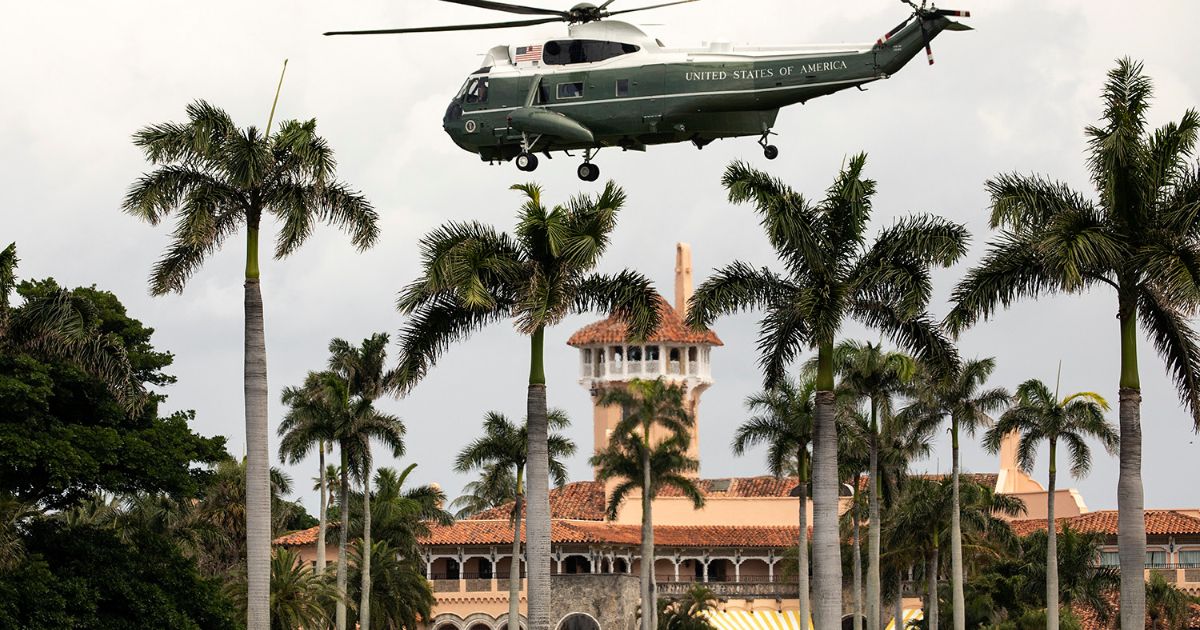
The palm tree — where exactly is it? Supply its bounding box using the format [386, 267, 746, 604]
[359, 465, 453, 557]
[902, 358, 1009, 630]
[733, 376, 817, 628]
[1145, 571, 1197, 630]
[394, 181, 660, 630]
[269, 548, 339, 630]
[279, 372, 342, 576]
[826, 340, 916, 630]
[945, 59, 1200, 629]
[123, 100, 378, 629]
[983, 377, 1119, 630]
[888, 477, 1025, 630]
[327, 333, 404, 630]
[658, 584, 719, 630]
[592, 378, 704, 630]
[1020, 525, 1120, 625]
[687, 156, 968, 630]
[349, 540, 435, 630]
[839, 410, 872, 630]
[0, 243, 141, 410]
[455, 410, 576, 630]
[450, 472, 518, 519]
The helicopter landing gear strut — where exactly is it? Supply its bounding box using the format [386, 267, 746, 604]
[577, 148, 600, 182]
[516, 133, 542, 172]
[758, 130, 779, 160]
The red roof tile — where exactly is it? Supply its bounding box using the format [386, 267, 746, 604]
[567, 297, 722, 347]
[423, 520, 803, 548]
[1010, 510, 1200, 537]
[468, 481, 608, 522]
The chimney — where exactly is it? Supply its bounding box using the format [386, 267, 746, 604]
[675, 242, 693, 315]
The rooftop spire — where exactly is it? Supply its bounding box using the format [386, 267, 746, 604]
[675, 242, 692, 316]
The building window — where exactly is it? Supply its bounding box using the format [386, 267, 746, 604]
[557, 82, 584, 99]
[1099, 551, 1120, 567]
[1147, 550, 1168, 568]
[543, 39, 640, 65]
[479, 558, 493, 580]
[646, 345, 660, 360]
[627, 346, 642, 361]
[1179, 550, 1200, 567]
[616, 79, 630, 97]
[564, 556, 591, 574]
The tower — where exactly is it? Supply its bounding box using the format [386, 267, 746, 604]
[567, 243, 722, 478]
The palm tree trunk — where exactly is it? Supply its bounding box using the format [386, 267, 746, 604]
[798, 449, 812, 630]
[244, 226, 271, 630]
[949, 420, 964, 630]
[337, 451, 350, 630]
[894, 571, 904, 630]
[853, 489, 863, 630]
[1117, 301, 1144, 630]
[812, 339, 842, 630]
[360, 463, 372, 630]
[317, 442, 327, 576]
[927, 548, 939, 630]
[867, 402, 881, 630]
[641, 448, 655, 630]
[1046, 439, 1059, 630]
[510, 475, 524, 630]
[525, 327, 552, 630]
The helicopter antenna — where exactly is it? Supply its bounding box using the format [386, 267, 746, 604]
[324, 0, 699, 36]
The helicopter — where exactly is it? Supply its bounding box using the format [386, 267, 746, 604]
[326, 0, 972, 181]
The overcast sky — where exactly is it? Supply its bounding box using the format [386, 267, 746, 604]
[4, 1, 1198, 517]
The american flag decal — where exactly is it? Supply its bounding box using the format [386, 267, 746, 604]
[514, 44, 542, 63]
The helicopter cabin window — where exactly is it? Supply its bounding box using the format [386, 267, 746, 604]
[542, 39, 640, 65]
[615, 79, 630, 97]
[463, 77, 489, 104]
[557, 82, 584, 100]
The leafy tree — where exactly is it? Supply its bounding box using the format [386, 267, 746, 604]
[591, 378, 703, 630]
[0, 519, 236, 630]
[825, 340, 916, 630]
[0, 275, 225, 509]
[946, 58, 1200, 629]
[687, 156, 967, 630]
[983, 378, 1118, 630]
[901, 358, 1009, 630]
[733, 375, 817, 627]
[454, 409, 576, 630]
[395, 181, 660, 630]
[124, 99, 379, 630]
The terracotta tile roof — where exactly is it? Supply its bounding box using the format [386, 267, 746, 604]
[915, 472, 999, 490]
[567, 297, 722, 347]
[467, 481, 608, 522]
[657, 476, 801, 498]
[422, 520, 803, 548]
[1010, 510, 1200, 537]
[275, 526, 322, 546]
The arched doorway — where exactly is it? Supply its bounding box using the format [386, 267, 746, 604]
[841, 615, 866, 630]
[557, 613, 601, 630]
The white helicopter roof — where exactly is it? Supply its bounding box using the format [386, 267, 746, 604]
[477, 20, 874, 77]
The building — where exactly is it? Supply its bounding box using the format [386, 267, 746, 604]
[274, 243, 1194, 630]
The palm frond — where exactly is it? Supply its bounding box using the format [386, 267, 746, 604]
[1137, 284, 1200, 428]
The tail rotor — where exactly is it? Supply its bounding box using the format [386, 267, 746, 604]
[891, 0, 971, 66]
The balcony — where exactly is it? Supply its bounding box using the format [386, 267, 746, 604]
[658, 580, 800, 599]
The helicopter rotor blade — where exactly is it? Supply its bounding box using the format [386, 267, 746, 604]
[439, 0, 567, 17]
[605, 0, 700, 18]
[932, 8, 970, 17]
[598, 0, 619, 8]
[918, 15, 934, 65]
[324, 16, 563, 36]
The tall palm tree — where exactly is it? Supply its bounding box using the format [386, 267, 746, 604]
[327, 333, 404, 630]
[733, 376, 817, 628]
[395, 181, 660, 630]
[455, 410, 577, 630]
[945, 59, 1200, 629]
[902, 358, 1009, 630]
[687, 156, 968, 630]
[123, 100, 378, 629]
[1020, 525, 1120, 625]
[825, 340, 916, 630]
[0, 243, 141, 410]
[592, 378, 704, 630]
[450, 472, 518, 519]
[838, 410, 872, 630]
[982, 377, 1118, 630]
[279, 372, 342, 576]
[349, 540, 435, 630]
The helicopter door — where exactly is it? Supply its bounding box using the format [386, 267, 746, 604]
[630, 66, 665, 134]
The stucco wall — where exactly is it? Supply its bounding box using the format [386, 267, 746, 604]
[550, 574, 640, 630]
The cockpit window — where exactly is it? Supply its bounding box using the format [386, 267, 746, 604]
[542, 40, 640, 65]
[463, 77, 489, 104]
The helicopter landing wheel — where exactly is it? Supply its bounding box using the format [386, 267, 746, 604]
[577, 162, 600, 182]
[515, 152, 538, 172]
[763, 145, 779, 160]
